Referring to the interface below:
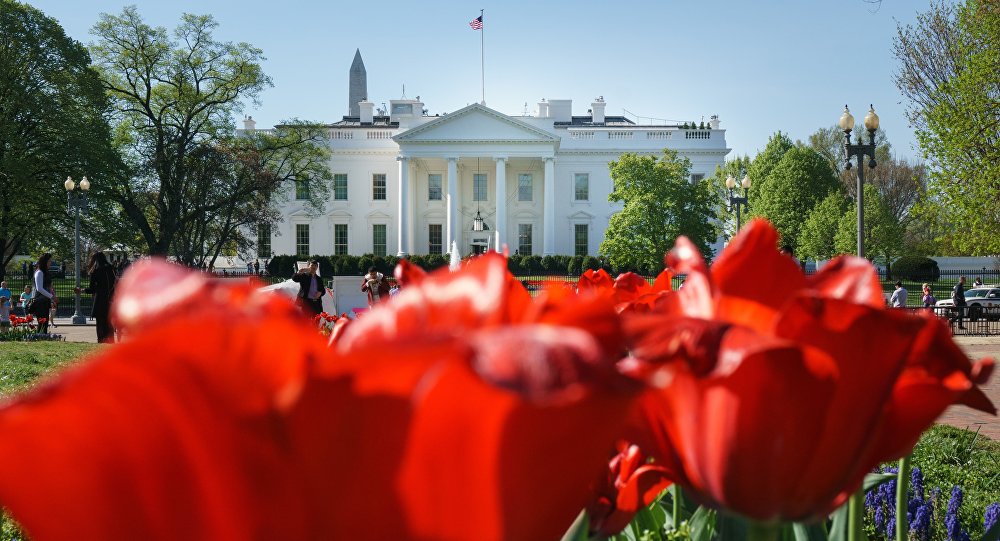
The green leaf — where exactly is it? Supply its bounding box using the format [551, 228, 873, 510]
[828, 501, 849, 541]
[791, 522, 829, 541]
[558, 509, 589, 541]
[862, 473, 896, 493]
[688, 506, 716, 541]
[715, 512, 749, 540]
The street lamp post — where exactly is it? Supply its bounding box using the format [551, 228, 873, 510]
[725, 173, 752, 231]
[839, 105, 880, 258]
[64, 175, 90, 324]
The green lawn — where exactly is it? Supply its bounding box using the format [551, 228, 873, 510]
[0, 343, 100, 397]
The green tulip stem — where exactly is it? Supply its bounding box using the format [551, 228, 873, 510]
[848, 487, 865, 541]
[672, 485, 681, 531]
[747, 521, 780, 541]
[896, 455, 910, 541]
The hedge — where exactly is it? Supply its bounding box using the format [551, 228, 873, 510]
[266, 253, 641, 278]
[891, 256, 941, 282]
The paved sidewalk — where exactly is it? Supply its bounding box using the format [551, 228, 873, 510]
[50, 320, 1000, 438]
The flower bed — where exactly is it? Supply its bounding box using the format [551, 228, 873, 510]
[1, 315, 63, 342]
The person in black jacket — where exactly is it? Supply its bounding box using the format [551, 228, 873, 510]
[292, 260, 325, 318]
[74, 252, 117, 343]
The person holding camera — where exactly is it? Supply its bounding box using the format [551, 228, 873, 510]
[361, 266, 390, 308]
[292, 260, 326, 318]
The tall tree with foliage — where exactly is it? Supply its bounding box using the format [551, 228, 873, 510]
[797, 192, 851, 262]
[170, 122, 332, 267]
[600, 150, 716, 273]
[0, 0, 120, 280]
[748, 146, 840, 250]
[894, 0, 1000, 255]
[89, 7, 331, 258]
[745, 131, 794, 212]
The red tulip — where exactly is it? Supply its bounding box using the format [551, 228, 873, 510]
[0, 256, 639, 541]
[624, 219, 995, 522]
[587, 442, 672, 536]
[578, 268, 673, 313]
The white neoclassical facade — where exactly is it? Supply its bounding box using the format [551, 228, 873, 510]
[246, 60, 730, 260]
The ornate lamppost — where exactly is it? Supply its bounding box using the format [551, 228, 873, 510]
[64, 175, 90, 324]
[839, 105, 880, 258]
[725, 173, 751, 231]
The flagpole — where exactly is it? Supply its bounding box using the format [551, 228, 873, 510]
[480, 9, 485, 104]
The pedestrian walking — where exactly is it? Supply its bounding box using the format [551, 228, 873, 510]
[889, 281, 908, 308]
[30, 253, 56, 334]
[922, 283, 937, 309]
[951, 276, 967, 330]
[74, 252, 117, 343]
[292, 260, 325, 319]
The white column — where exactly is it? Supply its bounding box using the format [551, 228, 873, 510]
[494, 156, 507, 251]
[397, 156, 410, 256]
[447, 157, 458, 251]
[543, 156, 555, 255]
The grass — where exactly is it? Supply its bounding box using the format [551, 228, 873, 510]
[0, 343, 100, 397]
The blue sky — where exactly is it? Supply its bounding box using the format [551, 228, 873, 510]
[28, 0, 929, 161]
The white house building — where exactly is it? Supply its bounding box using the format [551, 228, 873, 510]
[246, 51, 731, 260]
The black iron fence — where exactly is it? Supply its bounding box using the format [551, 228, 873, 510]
[905, 306, 1000, 336]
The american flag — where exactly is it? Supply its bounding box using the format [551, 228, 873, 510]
[469, 15, 483, 30]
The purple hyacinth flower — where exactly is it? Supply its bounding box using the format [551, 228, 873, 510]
[985, 502, 1000, 532]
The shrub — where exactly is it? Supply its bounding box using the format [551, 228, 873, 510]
[892, 256, 940, 281]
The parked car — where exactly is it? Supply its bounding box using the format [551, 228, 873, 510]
[935, 286, 1000, 320]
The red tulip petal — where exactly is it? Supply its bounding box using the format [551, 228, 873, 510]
[651, 268, 674, 293]
[394, 258, 427, 287]
[578, 268, 615, 292]
[613, 273, 652, 305]
[664, 236, 715, 319]
[711, 219, 806, 331]
[807, 256, 885, 309]
[111, 259, 209, 332]
[0, 295, 326, 541]
[598, 464, 672, 535]
[306, 336, 636, 541]
[336, 253, 531, 351]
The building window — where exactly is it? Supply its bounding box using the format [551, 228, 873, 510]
[574, 173, 589, 201]
[574, 224, 588, 256]
[428, 174, 442, 201]
[295, 180, 310, 200]
[257, 224, 271, 258]
[690, 173, 705, 183]
[428, 224, 443, 254]
[372, 224, 386, 256]
[518, 224, 532, 256]
[334, 224, 348, 255]
[518, 174, 532, 202]
[473, 173, 487, 202]
[333, 174, 348, 200]
[372, 173, 387, 200]
[296, 224, 310, 257]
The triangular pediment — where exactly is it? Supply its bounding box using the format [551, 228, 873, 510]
[394, 103, 558, 144]
[568, 210, 595, 220]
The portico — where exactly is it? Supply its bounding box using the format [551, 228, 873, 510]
[393, 103, 559, 257]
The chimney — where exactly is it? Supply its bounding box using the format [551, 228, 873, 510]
[591, 96, 606, 124]
[359, 100, 374, 124]
[537, 99, 548, 118]
[709, 115, 721, 129]
[243, 116, 256, 132]
[547, 99, 572, 123]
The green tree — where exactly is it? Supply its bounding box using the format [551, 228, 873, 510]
[834, 184, 905, 265]
[894, 0, 1000, 255]
[89, 7, 321, 257]
[797, 192, 851, 261]
[0, 0, 120, 280]
[600, 150, 716, 273]
[169, 122, 331, 267]
[745, 132, 794, 212]
[749, 146, 840, 250]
